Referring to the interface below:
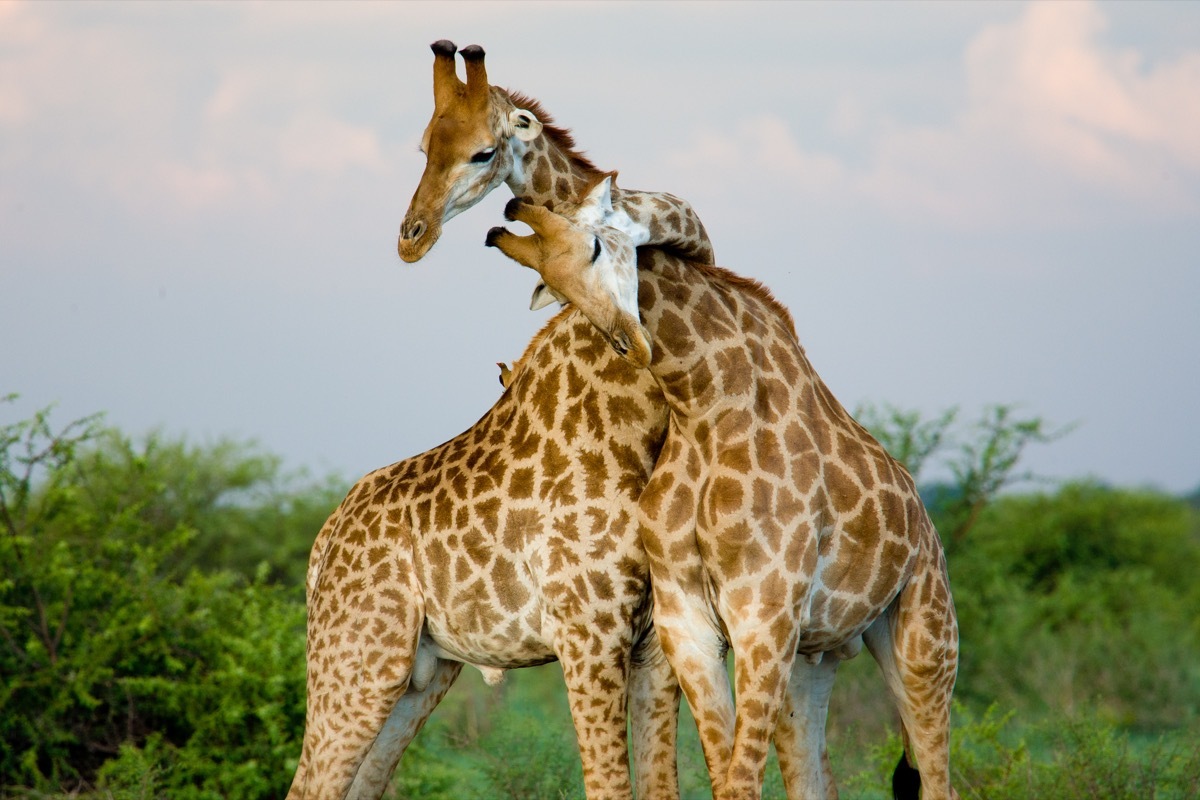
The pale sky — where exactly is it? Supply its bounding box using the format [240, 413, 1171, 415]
[2, 1, 1198, 493]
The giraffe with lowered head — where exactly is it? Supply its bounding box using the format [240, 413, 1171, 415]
[486, 187, 961, 800]
[286, 285, 680, 800]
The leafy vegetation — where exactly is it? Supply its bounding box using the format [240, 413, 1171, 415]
[1, 395, 1197, 798]
[0, 398, 311, 798]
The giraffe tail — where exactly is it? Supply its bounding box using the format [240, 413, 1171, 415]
[892, 750, 921, 800]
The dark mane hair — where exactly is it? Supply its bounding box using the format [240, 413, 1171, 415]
[640, 249, 799, 340]
[504, 88, 605, 178]
[699, 262, 799, 339]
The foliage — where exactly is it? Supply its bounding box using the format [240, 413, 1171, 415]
[842, 703, 1200, 800]
[3, 396, 1199, 798]
[0, 399, 310, 797]
[951, 481, 1200, 727]
[858, 402, 1068, 541]
[63, 428, 343, 589]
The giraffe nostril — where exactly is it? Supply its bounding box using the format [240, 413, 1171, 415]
[402, 220, 426, 242]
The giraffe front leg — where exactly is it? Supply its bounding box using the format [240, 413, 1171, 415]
[650, 579, 736, 797]
[556, 620, 637, 800]
[639, 468, 735, 796]
[722, 610, 802, 800]
[629, 625, 682, 800]
[773, 653, 840, 800]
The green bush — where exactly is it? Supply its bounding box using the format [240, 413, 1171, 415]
[4, 397, 1199, 798]
[61, 428, 344, 589]
[0, 401, 308, 797]
[951, 482, 1200, 726]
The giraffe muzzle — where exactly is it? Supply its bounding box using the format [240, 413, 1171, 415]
[607, 323, 652, 369]
[398, 217, 438, 263]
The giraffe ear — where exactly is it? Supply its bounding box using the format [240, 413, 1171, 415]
[582, 175, 614, 216]
[509, 109, 543, 142]
[530, 281, 564, 311]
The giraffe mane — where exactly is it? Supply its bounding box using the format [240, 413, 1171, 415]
[704, 264, 798, 338]
[706, 265, 799, 339]
[504, 89, 605, 178]
[644, 252, 800, 341]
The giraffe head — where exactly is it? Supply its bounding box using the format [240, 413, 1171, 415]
[485, 176, 651, 368]
[398, 40, 544, 263]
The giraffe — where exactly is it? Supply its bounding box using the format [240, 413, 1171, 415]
[486, 192, 961, 800]
[393, 38, 928, 797]
[397, 40, 715, 268]
[286, 199, 700, 796]
[286, 261, 685, 798]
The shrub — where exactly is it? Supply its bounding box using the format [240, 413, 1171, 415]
[0, 401, 307, 797]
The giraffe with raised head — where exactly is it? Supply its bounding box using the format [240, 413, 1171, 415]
[286, 283, 681, 800]
[397, 40, 715, 268]
[486, 189, 961, 800]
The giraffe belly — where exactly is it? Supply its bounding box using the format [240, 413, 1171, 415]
[422, 597, 556, 671]
[794, 558, 899, 654]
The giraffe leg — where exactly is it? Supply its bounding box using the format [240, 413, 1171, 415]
[345, 659, 463, 799]
[286, 679, 410, 800]
[556, 621, 638, 800]
[773, 653, 840, 800]
[652, 586, 736, 797]
[629, 626, 682, 800]
[721, 612, 802, 800]
[289, 534, 427, 800]
[863, 555, 959, 800]
[639, 466, 736, 796]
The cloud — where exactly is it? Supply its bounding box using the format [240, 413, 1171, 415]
[963, 1, 1200, 193]
[666, 1, 1200, 232]
[0, 3, 393, 222]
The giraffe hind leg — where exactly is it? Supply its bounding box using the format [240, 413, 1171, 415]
[863, 569, 960, 800]
[628, 625, 682, 800]
[346, 659, 463, 800]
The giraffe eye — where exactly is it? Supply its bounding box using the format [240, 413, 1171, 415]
[470, 147, 496, 164]
[591, 237, 602, 263]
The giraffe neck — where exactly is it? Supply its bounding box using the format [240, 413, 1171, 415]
[638, 254, 805, 417]
[507, 122, 600, 209]
[498, 90, 714, 264]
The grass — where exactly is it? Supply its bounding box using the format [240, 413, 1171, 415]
[386, 657, 1200, 800]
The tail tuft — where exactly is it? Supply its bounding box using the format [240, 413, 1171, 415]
[892, 751, 921, 800]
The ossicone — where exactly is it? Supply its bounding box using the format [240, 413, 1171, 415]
[485, 226, 508, 247]
[459, 44, 486, 62]
[503, 197, 523, 221]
